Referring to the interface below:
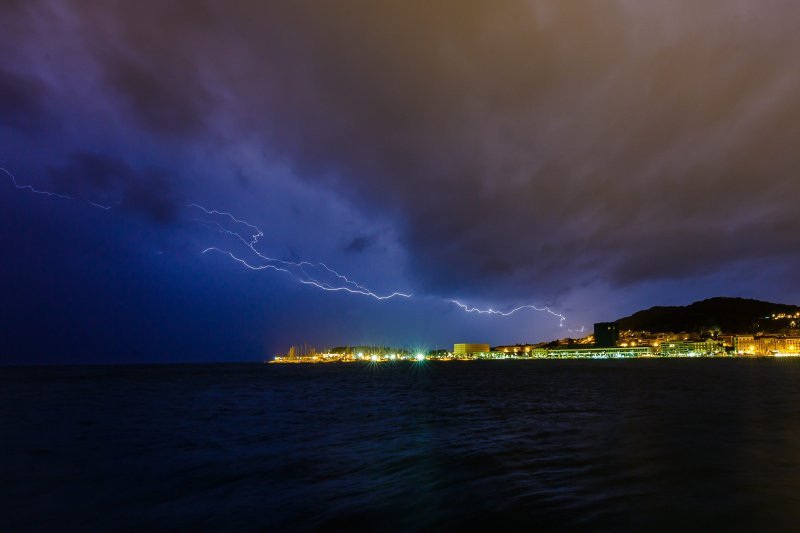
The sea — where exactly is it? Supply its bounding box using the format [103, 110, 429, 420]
[2, 359, 800, 531]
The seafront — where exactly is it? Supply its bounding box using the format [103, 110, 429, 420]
[273, 321, 800, 363]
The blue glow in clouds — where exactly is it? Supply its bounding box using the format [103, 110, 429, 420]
[3, 167, 579, 331]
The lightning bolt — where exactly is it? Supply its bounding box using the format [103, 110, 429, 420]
[1, 167, 113, 210]
[188, 203, 412, 300]
[450, 299, 568, 327]
[188, 203, 263, 245]
[4, 166, 578, 329]
[200, 247, 411, 300]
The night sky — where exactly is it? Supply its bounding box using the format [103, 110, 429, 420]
[2, 1, 799, 363]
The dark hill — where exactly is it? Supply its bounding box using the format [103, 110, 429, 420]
[616, 297, 800, 334]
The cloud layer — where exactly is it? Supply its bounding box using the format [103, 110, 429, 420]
[3, 1, 800, 353]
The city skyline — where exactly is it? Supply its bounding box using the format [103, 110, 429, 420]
[272, 296, 800, 361]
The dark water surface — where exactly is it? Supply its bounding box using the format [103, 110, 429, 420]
[3, 359, 800, 531]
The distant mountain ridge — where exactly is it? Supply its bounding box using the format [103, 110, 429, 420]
[616, 297, 800, 334]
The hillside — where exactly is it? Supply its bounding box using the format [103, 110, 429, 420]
[616, 297, 800, 334]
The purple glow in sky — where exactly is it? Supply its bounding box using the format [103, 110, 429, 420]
[2, 1, 799, 362]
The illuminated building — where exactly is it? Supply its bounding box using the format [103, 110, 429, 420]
[750, 336, 800, 355]
[717, 335, 735, 348]
[492, 344, 537, 355]
[732, 336, 800, 356]
[547, 346, 652, 358]
[658, 340, 726, 357]
[594, 322, 619, 348]
[453, 343, 490, 356]
[734, 336, 756, 355]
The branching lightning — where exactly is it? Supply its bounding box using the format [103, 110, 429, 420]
[188, 203, 263, 244]
[4, 167, 581, 330]
[187, 203, 412, 300]
[450, 299, 568, 327]
[200, 246, 411, 300]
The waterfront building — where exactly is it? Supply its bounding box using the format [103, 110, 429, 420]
[492, 344, 537, 355]
[658, 339, 726, 357]
[717, 335, 735, 348]
[594, 322, 619, 348]
[453, 343, 491, 356]
[734, 336, 757, 355]
[753, 336, 800, 356]
[547, 346, 652, 358]
[732, 336, 800, 356]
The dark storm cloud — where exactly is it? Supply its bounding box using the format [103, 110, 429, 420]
[102, 54, 212, 137]
[344, 234, 378, 254]
[10, 1, 800, 299]
[0, 68, 48, 134]
[48, 152, 178, 223]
